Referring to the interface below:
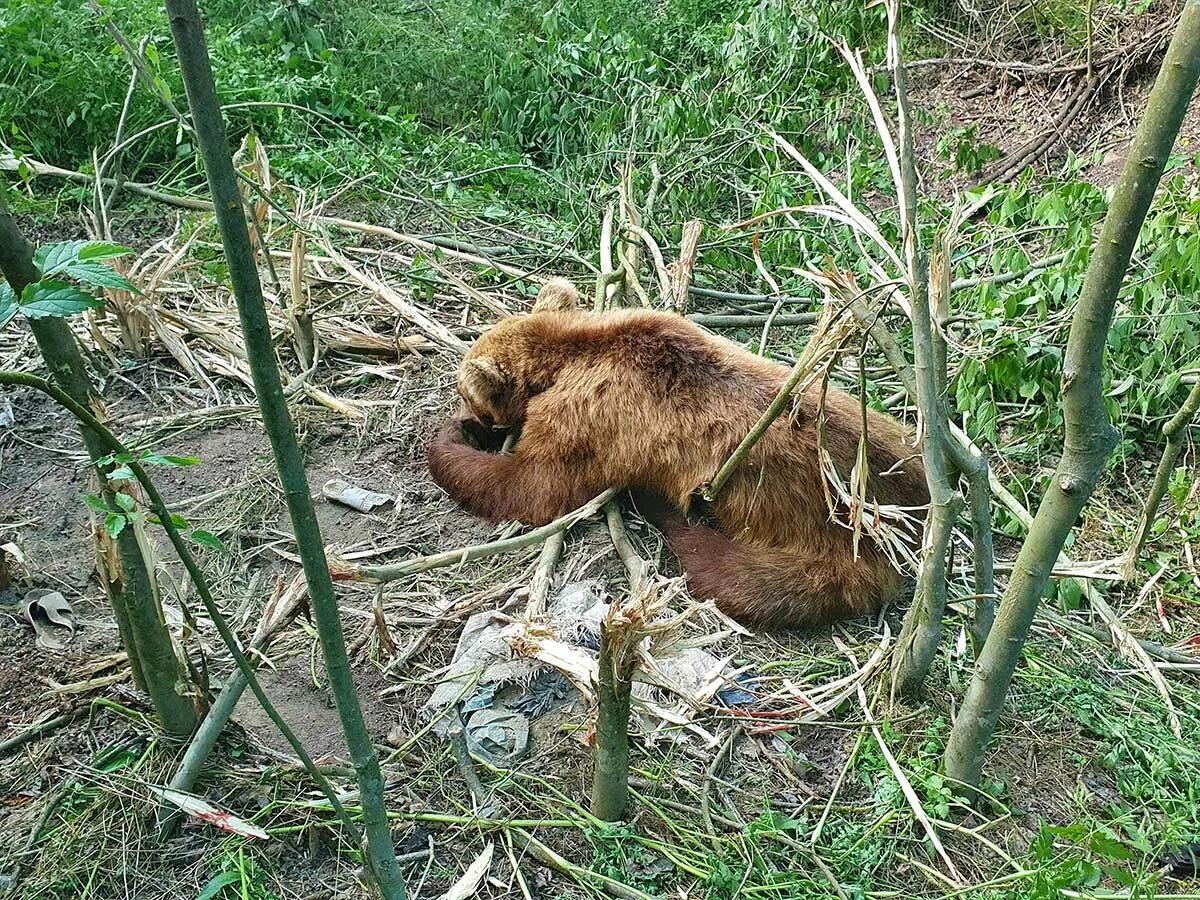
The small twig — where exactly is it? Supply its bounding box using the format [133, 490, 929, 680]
[86, 0, 185, 121]
[0, 707, 86, 756]
[949, 251, 1067, 291]
[509, 828, 655, 900]
[700, 726, 738, 837]
[1121, 378, 1200, 581]
[978, 75, 1097, 186]
[159, 574, 308, 837]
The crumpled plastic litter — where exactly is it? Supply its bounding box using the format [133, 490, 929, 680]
[462, 708, 530, 766]
[423, 580, 606, 733]
[716, 670, 762, 708]
[423, 579, 737, 749]
[509, 669, 573, 719]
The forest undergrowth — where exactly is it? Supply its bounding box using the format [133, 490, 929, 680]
[1, 0, 1199, 897]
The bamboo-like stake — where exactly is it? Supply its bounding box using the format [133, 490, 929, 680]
[944, 4, 1200, 794]
[162, 2, 405, 892]
[591, 610, 636, 822]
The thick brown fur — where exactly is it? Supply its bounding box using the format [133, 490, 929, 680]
[427, 279, 930, 630]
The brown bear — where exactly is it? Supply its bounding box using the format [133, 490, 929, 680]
[427, 279, 929, 629]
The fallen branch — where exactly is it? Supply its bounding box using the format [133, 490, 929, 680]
[339, 489, 618, 583]
[1121, 378, 1200, 581]
[687, 313, 818, 328]
[1, 154, 213, 210]
[977, 74, 1097, 186]
[1039, 607, 1198, 666]
[0, 707, 86, 756]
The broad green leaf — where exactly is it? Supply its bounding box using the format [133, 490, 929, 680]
[34, 240, 90, 275]
[61, 260, 139, 293]
[140, 453, 200, 467]
[107, 465, 135, 482]
[96, 452, 135, 467]
[190, 530, 229, 554]
[148, 512, 190, 529]
[83, 493, 109, 515]
[35, 240, 129, 276]
[0, 282, 16, 329]
[20, 279, 103, 318]
[114, 492, 136, 513]
[77, 241, 130, 262]
[1089, 835, 1134, 861]
[197, 870, 240, 900]
[105, 512, 127, 538]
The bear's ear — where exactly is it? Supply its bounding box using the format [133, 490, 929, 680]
[458, 356, 507, 415]
[531, 277, 580, 313]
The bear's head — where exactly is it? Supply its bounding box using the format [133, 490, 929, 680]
[456, 277, 580, 428]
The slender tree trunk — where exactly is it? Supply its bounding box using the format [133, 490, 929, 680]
[591, 622, 635, 821]
[161, 3, 405, 894]
[0, 192, 195, 736]
[887, 4, 963, 696]
[944, 6, 1200, 794]
[891, 252, 962, 698]
[1121, 378, 1200, 580]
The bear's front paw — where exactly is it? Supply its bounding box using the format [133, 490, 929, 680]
[440, 416, 502, 452]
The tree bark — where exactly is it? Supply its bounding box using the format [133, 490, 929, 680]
[944, 4, 1200, 794]
[161, 2, 405, 894]
[0, 191, 195, 737]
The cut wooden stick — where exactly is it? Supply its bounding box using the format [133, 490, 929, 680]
[527, 531, 565, 617]
[668, 220, 702, 314]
